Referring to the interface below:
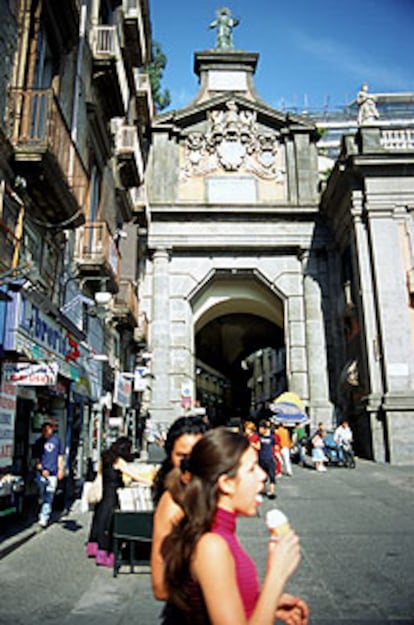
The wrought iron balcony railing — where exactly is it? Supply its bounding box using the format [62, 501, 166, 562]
[75, 221, 121, 287]
[7, 88, 88, 225]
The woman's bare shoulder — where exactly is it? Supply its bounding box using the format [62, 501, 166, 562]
[154, 490, 183, 526]
[196, 531, 229, 557]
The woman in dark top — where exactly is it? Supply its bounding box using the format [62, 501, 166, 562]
[86, 437, 134, 567]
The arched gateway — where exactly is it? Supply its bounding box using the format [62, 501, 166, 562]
[141, 47, 333, 431]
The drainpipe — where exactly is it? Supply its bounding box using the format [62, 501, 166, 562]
[71, 1, 87, 145]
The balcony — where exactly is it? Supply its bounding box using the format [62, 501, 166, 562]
[90, 25, 129, 118]
[134, 71, 154, 125]
[129, 185, 148, 225]
[112, 279, 139, 326]
[7, 89, 88, 228]
[43, 0, 81, 52]
[133, 311, 149, 345]
[114, 124, 144, 188]
[122, 0, 151, 67]
[74, 221, 121, 292]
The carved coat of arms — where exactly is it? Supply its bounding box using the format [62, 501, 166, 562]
[180, 100, 285, 182]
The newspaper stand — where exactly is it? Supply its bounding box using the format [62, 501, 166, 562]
[112, 474, 155, 577]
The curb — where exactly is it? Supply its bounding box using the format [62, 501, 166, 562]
[0, 526, 38, 560]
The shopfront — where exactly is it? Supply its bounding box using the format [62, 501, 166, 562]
[0, 290, 88, 502]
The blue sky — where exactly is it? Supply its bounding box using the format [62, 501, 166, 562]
[150, 0, 414, 114]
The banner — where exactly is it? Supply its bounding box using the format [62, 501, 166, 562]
[113, 372, 132, 407]
[3, 362, 58, 386]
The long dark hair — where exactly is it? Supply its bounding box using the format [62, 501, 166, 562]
[152, 416, 209, 505]
[163, 427, 249, 611]
[102, 436, 133, 467]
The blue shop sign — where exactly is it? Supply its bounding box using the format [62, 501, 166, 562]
[3, 292, 80, 379]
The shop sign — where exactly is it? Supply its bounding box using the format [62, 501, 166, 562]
[134, 366, 148, 392]
[181, 382, 192, 409]
[3, 362, 58, 386]
[0, 377, 17, 468]
[113, 372, 132, 408]
[109, 417, 123, 428]
[4, 294, 80, 370]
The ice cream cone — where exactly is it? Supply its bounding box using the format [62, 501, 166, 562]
[266, 509, 291, 538]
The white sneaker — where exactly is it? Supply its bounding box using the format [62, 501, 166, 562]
[38, 519, 48, 528]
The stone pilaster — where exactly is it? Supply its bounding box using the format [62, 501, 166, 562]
[351, 193, 386, 461]
[301, 250, 333, 426]
[149, 248, 172, 421]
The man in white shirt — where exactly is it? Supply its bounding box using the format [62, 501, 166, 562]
[334, 420, 354, 465]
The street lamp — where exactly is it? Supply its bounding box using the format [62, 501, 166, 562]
[94, 290, 112, 306]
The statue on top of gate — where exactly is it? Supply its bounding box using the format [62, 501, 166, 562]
[209, 7, 240, 49]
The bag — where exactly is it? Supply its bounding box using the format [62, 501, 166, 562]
[86, 472, 103, 505]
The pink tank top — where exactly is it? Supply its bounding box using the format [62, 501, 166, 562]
[211, 507, 259, 617]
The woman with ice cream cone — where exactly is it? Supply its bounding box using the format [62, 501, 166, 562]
[163, 427, 309, 625]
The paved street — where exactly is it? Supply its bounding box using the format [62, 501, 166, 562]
[0, 459, 413, 625]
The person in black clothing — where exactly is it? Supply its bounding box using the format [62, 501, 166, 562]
[258, 420, 277, 499]
[86, 437, 134, 567]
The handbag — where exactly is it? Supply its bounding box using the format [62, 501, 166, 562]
[86, 472, 103, 505]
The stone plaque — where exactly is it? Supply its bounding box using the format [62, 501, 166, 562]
[208, 70, 247, 91]
[206, 177, 256, 203]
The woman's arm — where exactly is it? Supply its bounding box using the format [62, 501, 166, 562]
[151, 490, 184, 600]
[192, 533, 246, 625]
[112, 457, 152, 485]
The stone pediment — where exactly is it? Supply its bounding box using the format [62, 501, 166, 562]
[153, 95, 315, 188]
[153, 93, 316, 134]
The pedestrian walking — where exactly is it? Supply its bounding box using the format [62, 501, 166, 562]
[292, 422, 307, 466]
[32, 421, 65, 528]
[311, 427, 327, 472]
[243, 420, 260, 451]
[257, 420, 277, 499]
[275, 423, 293, 476]
[163, 427, 309, 625]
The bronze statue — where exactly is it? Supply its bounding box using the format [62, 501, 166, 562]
[209, 7, 239, 49]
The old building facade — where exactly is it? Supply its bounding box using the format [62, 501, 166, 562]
[0, 0, 153, 501]
[142, 46, 414, 465]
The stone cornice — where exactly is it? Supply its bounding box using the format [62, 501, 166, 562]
[194, 49, 259, 75]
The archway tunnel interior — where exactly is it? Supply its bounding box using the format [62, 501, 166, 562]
[195, 312, 285, 424]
